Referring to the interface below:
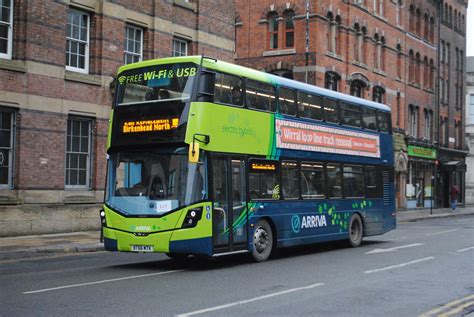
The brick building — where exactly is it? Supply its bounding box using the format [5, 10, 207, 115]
[0, 0, 235, 236]
[235, 0, 467, 209]
[436, 0, 468, 208]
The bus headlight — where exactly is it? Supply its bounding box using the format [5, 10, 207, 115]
[100, 209, 106, 226]
[182, 208, 203, 228]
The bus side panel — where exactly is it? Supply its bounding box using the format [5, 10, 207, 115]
[185, 102, 274, 156]
[248, 198, 393, 248]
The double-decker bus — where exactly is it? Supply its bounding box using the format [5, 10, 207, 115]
[101, 56, 396, 262]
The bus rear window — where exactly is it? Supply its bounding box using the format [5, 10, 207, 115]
[378, 111, 391, 132]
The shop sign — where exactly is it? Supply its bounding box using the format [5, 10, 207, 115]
[407, 145, 436, 159]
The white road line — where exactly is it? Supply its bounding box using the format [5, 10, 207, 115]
[385, 236, 408, 241]
[365, 243, 424, 254]
[23, 270, 183, 294]
[457, 246, 474, 253]
[176, 282, 325, 317]
[425, 229, 459, 236]
[364, 257, 434, 274]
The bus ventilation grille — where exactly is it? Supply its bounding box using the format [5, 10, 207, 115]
[382, 171, 391, 206]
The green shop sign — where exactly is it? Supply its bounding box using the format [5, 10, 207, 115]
[407, 145, 437, 159]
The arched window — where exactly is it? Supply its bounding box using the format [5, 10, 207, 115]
[270, 69, 294, 79]
[429, 59, 435, 90]
[373, 86, 385, 103]
[350, 79, 366, 98]
[380, 36, 386, 71]
[396, 0, 402, 25]
[396, 44, 403, 79]
[374, 33, 380, 69]
[429, 17, 435, 43]
[408, 50, 415, 83]
[327, 15, 342, 55]
[283, 10, 295, 48]
[416, 8, 421, 35]
[454, 9, 458, 29]
[354, 24, 361, 62]
[423, 56, 429, 88]
[409, 5, 415, 32]
[415, 52, 421, 85]
[268, 12, 279, 50]
[361, 26, 367, 64]
[409, 105, 419, 137]
[325, 71, 341, 91]
[444, 3, 448, 22]
[423, 13, 429, 40]
[449, 6, 452, 25]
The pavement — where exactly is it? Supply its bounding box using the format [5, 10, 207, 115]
[1, 206, 473, 261]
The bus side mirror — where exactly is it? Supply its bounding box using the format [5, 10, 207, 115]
[188, 142, 200, 163]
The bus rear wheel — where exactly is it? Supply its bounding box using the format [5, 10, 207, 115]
[252, 219, 274, 262]
[348, 214, 363, 247]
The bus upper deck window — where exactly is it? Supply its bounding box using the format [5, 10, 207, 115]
[362, 107, 377, 130]
[340, 102, 361, 127]
[279, 87, 296, 116]
[297, 92, 322, 120]
[378, 111, 391, 132]
[324, 98, 339, 123]
[214, 73, 243, 107]
[247, 80, 276, 112]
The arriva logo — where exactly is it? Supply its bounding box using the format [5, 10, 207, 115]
[291, 214, 301, 233]
[291, 214, 328, 233]
[131, 225, 152, 231]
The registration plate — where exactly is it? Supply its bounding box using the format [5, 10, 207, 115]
[131, 245, 154, 252]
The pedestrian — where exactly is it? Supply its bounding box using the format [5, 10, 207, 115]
[450, 185, 459, 211]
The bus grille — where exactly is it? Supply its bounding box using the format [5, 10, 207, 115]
[382, 171, 391, 205]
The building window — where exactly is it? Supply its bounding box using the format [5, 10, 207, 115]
[408, 50, 415, 83]
[66, 118, 92, 188]
[409, 5, 415, 33]
[409, 105, 418, 138]
[327, 14, 341, 55]
[424, 109, 432, 141]
[283, 10, 295, 48]
[324, 71, 340, 91]
[0, 109, 15, 188]
[374, 0, 384, 16]
[268, 12, 278, 50]
[66, 9, 90, 73]
[350, 80, 366, 98]
[0, 0, 13, 59]
[396, 44, 402, 79]
[415, 52, 421, 85]
[372, 86, 385, 103]
[172, 38, 187, 57]
[395, 0, 402, 26]
[469, 95, 474, 124]
[124, 25, 143, 64]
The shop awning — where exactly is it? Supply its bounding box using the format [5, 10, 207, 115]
[441, 161, 466, 172]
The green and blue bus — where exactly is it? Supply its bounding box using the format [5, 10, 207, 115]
[101, 56, 396, 262]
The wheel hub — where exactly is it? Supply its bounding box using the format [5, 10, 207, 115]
[254, 226, 269, 253]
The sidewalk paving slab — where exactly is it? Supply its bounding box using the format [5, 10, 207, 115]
[1, 207, 473, 261]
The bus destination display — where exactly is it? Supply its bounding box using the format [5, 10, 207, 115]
[249, 159, 278, 173]
[122, 118, 179, 134]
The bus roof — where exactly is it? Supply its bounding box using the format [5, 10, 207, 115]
[117, 55, 391, 112]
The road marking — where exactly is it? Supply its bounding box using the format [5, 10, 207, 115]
[385, 236, 408, 241]
[425, 229, 459, 236]
[439, 301, 474, 317]
[176, 282, 325, 317]
[419, 294, 474, 317]
[457, 246, 474, 253]
[364, 256, 434, 274]
[23, 270, 183, 294]
[365, 243, 424, 254]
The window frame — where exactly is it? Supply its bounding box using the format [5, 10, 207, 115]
[172, 38, 188, 57]
[0, 108, 15, 189]
[124, 24, 143, 65]
[0, 0, 13, 59]
[66, 8, 90, 74]
[267, 12, 279, 50]
[283, 10, 295, 49]
[65, 116, 93, 189]
[213, 72, 244, 108]
[278, 87, 297, 116]
[246, 79, 277, 113]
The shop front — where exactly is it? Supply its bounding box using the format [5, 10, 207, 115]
[406, 145, 436, 209]
[437, 149, 467, 208]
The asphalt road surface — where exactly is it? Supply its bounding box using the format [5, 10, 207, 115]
[1, 216, 473, 317]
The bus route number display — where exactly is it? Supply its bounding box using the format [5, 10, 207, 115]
[122, 118, 179, 133]
[249, 159, 278, 173]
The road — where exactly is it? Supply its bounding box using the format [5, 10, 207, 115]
[1, 216, 473, 316]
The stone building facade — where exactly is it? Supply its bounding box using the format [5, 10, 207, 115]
[234, 0, 467, 210]
[0, 0, 235, 236]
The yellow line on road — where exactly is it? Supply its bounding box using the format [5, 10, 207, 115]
[419, 294, 474, 317]
[439, 301, 474, 317]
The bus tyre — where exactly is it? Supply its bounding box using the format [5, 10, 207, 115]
[252, 219, 274, 262]
[348, 214, 363, 247]
[166, 252, 189, 261]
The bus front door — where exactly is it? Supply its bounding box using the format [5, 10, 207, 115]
[212, 157, 247, 254]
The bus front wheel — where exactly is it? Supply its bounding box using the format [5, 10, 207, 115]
[252, 219, 274, 262]
[348, 214, 363, 247]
